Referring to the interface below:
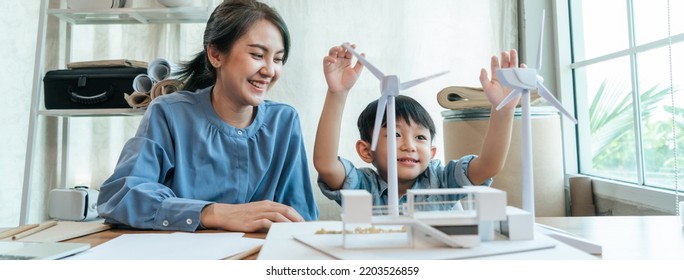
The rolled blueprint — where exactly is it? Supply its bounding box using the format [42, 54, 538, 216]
[133, 73, 154, 93]
[151, 79, 184, 99]
[124, 92, 151, 108]
[436, 86, 489, 110]
[125, 58, 183, 108]
[148, 58, 178, 82]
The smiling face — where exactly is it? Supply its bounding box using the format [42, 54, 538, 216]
[209, 19, 285, 109]
[363, 117, 437, 188]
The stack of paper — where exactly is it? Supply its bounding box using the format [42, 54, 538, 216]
[66, 232, 263, 260]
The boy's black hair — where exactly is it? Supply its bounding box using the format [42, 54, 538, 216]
[357, 95, 436, 143]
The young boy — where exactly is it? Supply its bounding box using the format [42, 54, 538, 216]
[314, 43, 520, 209]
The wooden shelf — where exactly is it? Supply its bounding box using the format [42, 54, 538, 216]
[48, 7, 210, 24]
[38, 108, 145, 117]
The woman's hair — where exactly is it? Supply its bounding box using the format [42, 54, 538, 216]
[177, 0, 290, 91]
[357, 95, 436, 143]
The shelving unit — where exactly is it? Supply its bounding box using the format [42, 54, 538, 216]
[38, 108, 146, 117]
[49, 7, 210, 24]
[20, 0, 216, 225]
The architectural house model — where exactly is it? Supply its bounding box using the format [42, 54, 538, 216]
[339, 187, 534, 249]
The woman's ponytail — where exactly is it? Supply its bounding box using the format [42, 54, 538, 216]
[177, 50, 215, 92]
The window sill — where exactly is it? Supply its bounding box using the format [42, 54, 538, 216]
[588, 177, 683, 214]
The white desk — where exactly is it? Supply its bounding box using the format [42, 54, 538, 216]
[536, 215, 684, 259]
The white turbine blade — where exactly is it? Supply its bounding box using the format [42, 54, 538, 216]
[495, 89, 522, 111]
[371, 95, 388, 151]
[399, 70, 450, 90]
[496, 69, 537, 89]
[537, 82, 578, 124]
[536, 10, 546, 71]
[341, 43, 385, 81]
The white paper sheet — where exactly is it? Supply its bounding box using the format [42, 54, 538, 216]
[65, 232, 263, 260]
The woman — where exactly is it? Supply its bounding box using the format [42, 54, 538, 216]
[97, 0, 318, 232]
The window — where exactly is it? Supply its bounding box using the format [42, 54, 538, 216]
[568, 0, 683, 190]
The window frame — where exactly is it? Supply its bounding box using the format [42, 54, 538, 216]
[546, 0, 683, 213]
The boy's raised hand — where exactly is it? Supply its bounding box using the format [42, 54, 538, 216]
[479, 49, 525, 111]
[467, 49, 523, 185]
[323, 43, 364, 95]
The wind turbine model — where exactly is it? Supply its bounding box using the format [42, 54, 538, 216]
[494, 11, 603, 255]
[341, 43, 449, 216]
[494, 10, 578, 215]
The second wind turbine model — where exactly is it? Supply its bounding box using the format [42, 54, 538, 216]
[341, 43, 448, 216]
[491, 11, 601, 255]
[494, 10, 578, 215]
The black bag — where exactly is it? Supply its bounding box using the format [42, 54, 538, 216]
[43, 67, 147, 109]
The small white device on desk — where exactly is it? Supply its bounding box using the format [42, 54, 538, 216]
[48, 186, 99, 221]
